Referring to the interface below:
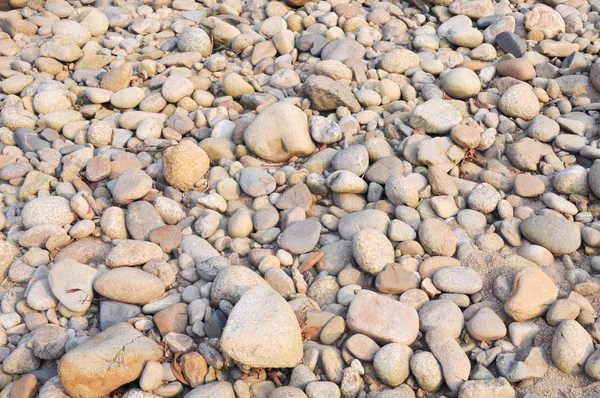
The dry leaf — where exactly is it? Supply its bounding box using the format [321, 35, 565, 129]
[301, 326, 320, 342]
[171, 352, 189, 386]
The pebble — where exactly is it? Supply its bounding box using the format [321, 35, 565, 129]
[426, 327, 471, 392]
[459, 378, 516, 398]
[504, 267, 558, 322]
[441, 68, 481, 99]
[497, 347, 549, 382]
[21, 196, 74, 229]
[220, 287, 303, 368]
[467, 307, 507, 341]
[244, 102, 315, 162]
[177, 27, 212, 57]
[514, 174, 545, 197]
[58, 323, 162, 398]
[93, 268, 166, 305]
[277, 219, 321, 254]
[162, 141, 210, 191]
[418, 299, 464, 338]
[347, 290, 419, 345]
[380, 49, 420, 74]
[433, 266, 483, 294]
[410, 351, 443, 393]
[520, 216, 581, 255]
[352, 228, 394, 274]
[551, 320, 594, 375]
[48, 259, 97, 313]
[498, 84, 541, 121]
[409, 99, 462, 134]
[111, 168, 153, 205]
[373, 343, 413, 387]
[419, 218, 457, 257]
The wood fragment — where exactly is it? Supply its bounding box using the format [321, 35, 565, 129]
[298, 251, 324, 273]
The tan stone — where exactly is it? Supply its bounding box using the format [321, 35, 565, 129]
[504, 267, 558, 322]
[58, 323, 162, 398]
[9, 373, 37, 398]
[180, 352, 208, 387]
[162, 140, 210, 191]
[154, 303, 188, 336]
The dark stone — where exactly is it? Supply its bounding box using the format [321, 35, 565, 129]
[240, 93, 278, 110]
[496, 31, 527, 57]
[71, 68, 103, 83]
[535, 62, 560, 79]
[295, 34, 329, 57]
[59, 144, 88, 155]
[40, 128, 60, 142]
[14, 128, 51, 152]
[99, 301, 141, 330]
[204, 309, 227, 339]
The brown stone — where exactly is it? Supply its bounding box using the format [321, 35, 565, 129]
[298, 251, 324, 273]
[418, 256, 461, 279]
[0, 155, 16, 169]
[591, 62, 600, 94]
[10, 374, 38, 398]
[333, 3, 361, 18]
[86, 156, 110, 182]
[375, 263, 420, 294]
[54, 238, 111, 264]
[180, 352, 209, 387]
[149, 225, 183, 253]
[109, 157, 143, 179]
[58, 323, 162, 398]
[513, 174, 545, 197]
[450, 124, 481, 149]
[497, 58, 536, 81]
[100, 63, 132, 92]
[275, 182, 312, 212]
[504, 267, 558, 322]
[154, 303, 188, 336]
[0, 18, 38, 37]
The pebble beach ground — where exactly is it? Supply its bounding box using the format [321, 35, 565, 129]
[1, 0, 600, 397]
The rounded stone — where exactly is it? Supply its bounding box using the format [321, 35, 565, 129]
[352, 228, 395, 274]
[520, 216, 581, 255]
[498, 84, 540, 121]
[441, 68, 481, 99]
[162, 141, 210, 191]
[433, 267, 483, 294]
[161, 75, 194, 103]
[551, 320, 594, 375]
[409, 99, 463, 134]
[380, 49, 420, 73]
[418, 218, 456, 257]
[588, 161, 600, 198]
[221, 287, 303, 369]
[177, 27, 212, 58]
[373, 343, 413, 387]
[93, 268, 165, 305]
[410, 351, 443, 393]
[467, 307, 507, 341]
[243, 102, 315, 162]
[418, 299, 464, 338]
[22, 196, 75, 229]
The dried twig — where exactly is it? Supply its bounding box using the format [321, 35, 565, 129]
[267, 370, 282, 387]
[125, 143, 176, 153]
